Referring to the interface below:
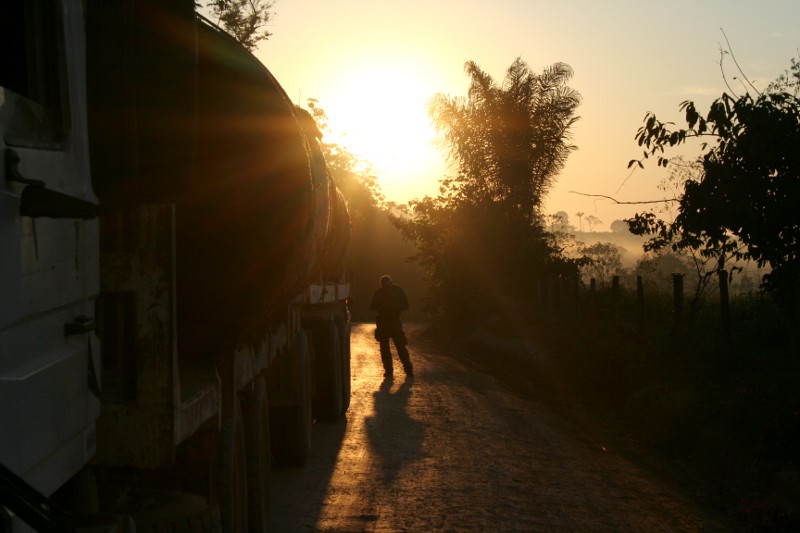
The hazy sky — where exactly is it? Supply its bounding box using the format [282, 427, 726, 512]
[244, 0, 798, 230]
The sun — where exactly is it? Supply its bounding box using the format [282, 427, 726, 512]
[322, 63, 444, 203]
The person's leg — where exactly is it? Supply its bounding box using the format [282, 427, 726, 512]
[396, 343, 413, 376]
[393, 331, 413, 376]
[379, 339, 393, 377]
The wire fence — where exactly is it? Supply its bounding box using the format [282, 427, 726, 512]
[536, 271, 790, 357]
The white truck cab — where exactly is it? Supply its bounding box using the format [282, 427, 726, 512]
[1, 0, 101, 521]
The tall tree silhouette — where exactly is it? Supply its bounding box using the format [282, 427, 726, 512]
[428, 58, 580, 225]
[629, 56, 800, 348]
[394, 58, 582, 323]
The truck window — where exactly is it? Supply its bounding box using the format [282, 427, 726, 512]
[0, 0, 68, 148]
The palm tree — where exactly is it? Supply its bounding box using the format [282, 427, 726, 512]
[393, 58, 582, 322]
[428, 57, 581, 225]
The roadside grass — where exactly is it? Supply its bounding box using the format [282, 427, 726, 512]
[424, 294, 800, 532]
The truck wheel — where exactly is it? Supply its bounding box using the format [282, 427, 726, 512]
[312, 319, 343, 423]
[241, 374, 271, 532]
[270, 329, 312, 467]
[214, 394, 248, 532]
[335, 314, 351, 413]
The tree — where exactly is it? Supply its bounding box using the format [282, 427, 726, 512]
[393, 58, 582, 323]
[428, 58, 580, 225]
[550, 211, 573, 233]
[629, 55, 800, 346]
[205, 0, 274, 51]
[584, 214, 602, 232]
[575, 211, 584, 232]
[610, 219, 629, 234]
[636, 249, 693, 295]
[580, 242, 622, 286]
[303, 99, 384, 220]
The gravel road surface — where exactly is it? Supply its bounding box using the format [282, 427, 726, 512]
[269, 323, 730, 532]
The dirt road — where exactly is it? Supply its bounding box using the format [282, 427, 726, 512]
[269, 323, 730, 532]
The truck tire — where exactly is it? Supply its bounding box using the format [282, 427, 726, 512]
[311, 319, 343, 423]
[335, 314, 351, 413]
[270, 330, 312, 467]
[241, 374, 271, 533]
[127, 488, 221, 533]
[214, 394, 248, 532]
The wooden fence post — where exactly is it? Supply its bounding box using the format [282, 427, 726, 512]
[553, 275, 562, 315]
[637, 275, 644, 333]
[537, 278, 544, 308]
[719, 269, 731, 338]
[672, 273, 684, 335]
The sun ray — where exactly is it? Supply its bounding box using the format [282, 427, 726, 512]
[321, 63, 443, 202]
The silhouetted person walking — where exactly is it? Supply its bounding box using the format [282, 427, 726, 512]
[370, 275, 413, 378]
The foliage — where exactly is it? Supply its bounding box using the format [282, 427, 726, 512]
[635, 248, 693, 295]
[549, 211, 574, 233]
[205, 0, 273, 51]
[428, 58, 580, 224]
[767, 56, 800, 96]
[609, 219, 629, 234]
[575, 211, 585, 232]
[584, 214, 602, 232]
[392, 58, 582, 323]
[627, 57, 800, 324]
[651, 156, 702, 220]
[304, 99, 385, 220]
[580, 242, 622, 286]
[535, 279, 800, 529]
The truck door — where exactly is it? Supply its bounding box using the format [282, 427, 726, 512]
[0, 0, 101, 497]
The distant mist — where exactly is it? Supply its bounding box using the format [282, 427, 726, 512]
[572, 230, 648, 269]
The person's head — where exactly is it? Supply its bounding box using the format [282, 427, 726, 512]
[380, 275, 393, 287]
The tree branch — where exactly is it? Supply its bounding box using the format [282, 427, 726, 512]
[568, 191, 675, 205]
[721, 28, 761, 97]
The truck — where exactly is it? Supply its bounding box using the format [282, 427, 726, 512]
[1, 1, 351, 531]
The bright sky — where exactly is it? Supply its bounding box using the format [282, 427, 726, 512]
[249, 0, 799, 230]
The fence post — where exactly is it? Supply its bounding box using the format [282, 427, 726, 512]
[555, 276, 562, 317]
[719, 269, 731, 338]
[637, 275, 644, 333]
[537, 278, 544, 308]
[555, 276, 565, 315]
[672, 273, 684, 335]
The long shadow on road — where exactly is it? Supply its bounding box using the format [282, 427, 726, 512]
[269, 323, 426, 532]
[365, 378, 425, 488]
